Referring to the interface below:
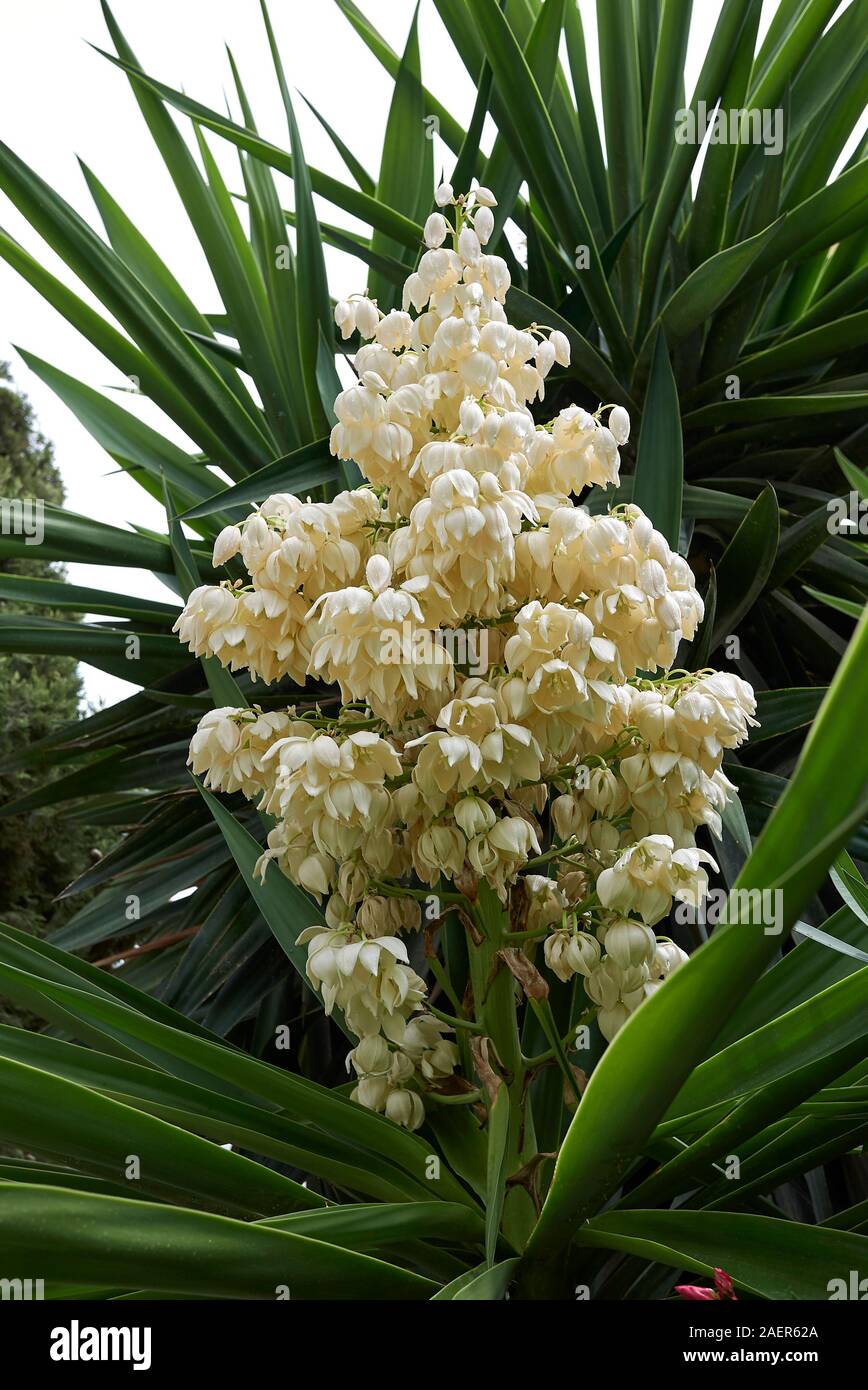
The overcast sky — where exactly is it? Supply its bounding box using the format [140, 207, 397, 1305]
[0, 0, 859, 707]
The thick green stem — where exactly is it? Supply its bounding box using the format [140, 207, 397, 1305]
[513, 1250, 572, 1300]
[469, 884, 537, 1250]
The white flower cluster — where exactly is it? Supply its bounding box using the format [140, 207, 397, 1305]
[298, 910, 457, 1129]
[176, 185, 757, 1121]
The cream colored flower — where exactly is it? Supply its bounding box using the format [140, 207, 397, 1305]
[597, 834, 717, 926]
[544, 927, 601, 982]
[651, 938, 689, 977]
[398, 1012, 459, 1081]
[586, 956, 650, 1040]
[173, 583, 249, 668]
[297, 923, 426, 1036]
[260, 729, 402, 878]
[255, 821, 336, 902]
[346, 1033, 392, 1078]
[474, 205, 494, 244]
[350, 1047, 425, 1129]
[384, 1088, 425, 1130]
[188, 706, 294, 798]
[332, 295, 379, 340]
[424, 212, 449, 248]
[307, 556, 453, 723]
[467, 815, 540, 900]
[598, 917, 657, 969]
[608, 405, 630, 445]
[523, 874, 568, 930]
[412, 824, 467, 886]
[409, 694, 542, 809]
[356, 894, 421, 938]
[212, 524, 242, 566]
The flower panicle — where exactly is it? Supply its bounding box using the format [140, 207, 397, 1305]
[175, 185, 758, 1127]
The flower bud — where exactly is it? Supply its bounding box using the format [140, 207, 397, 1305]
[601, 918, 657, 969]
[354, 1074, 390, 1111]
[375, 309, 413, 350]
[587, 819, 620, 854]
[558, 867, 590, 905]
[354, 296, 380, 339]
[297, 853, 333, 900]
[586, 767, 623, 817]
[598, 1003, 632, 1041]
[334, 299, 356, 339]
[552, 794, 584, 841]
[417, 826, 466, 880]
[474, 205, 494, 244]
[366, 554, 392, 594]
[489, 816, 538, 857]
[566, 930, 601, 977]
[435, 181, 454, 207]
[609, 405, 630, 445]
[338, 860, 368, 906]
[467, 833, 499, 877]
[360, 370, 388, 392]
[424, 212, 449, 248]
[385, 1089, 425, 1130]
[212, 525, 241, 566]
[549, 329, 570, 366]
[393, 782, 424, 825]
[357, 895, 421, 937]
[458, 226, 482, 265]
[535, 339, 556, 377]
[388, 1051, 415, 1085]
[310, 867, 342, 915]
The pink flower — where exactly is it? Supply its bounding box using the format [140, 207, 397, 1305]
[676, 1268, 737, 1301]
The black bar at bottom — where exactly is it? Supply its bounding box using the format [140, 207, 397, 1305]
[1, 1295, 864, 1375]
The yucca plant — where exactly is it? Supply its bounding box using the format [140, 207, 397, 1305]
[0, 622, 867, 1299]
[0, 0, 866, 1299]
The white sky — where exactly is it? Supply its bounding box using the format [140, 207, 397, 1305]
[0, 0, 859, 707]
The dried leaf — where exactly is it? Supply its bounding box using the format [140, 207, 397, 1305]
[498, 947, 550, 1001]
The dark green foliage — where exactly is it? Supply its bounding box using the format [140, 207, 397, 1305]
[0, 365, 99, 1022]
